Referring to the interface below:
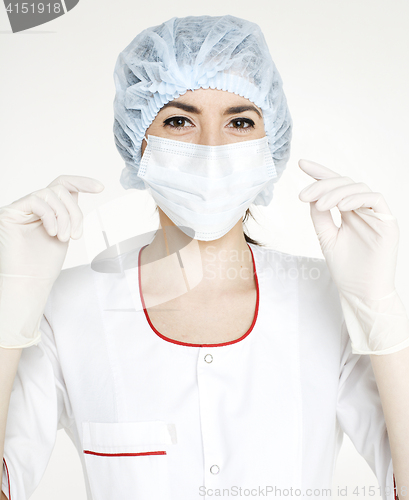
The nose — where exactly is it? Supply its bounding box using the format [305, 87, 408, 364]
[196, 128, 227, 146]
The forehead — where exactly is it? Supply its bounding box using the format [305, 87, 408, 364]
[163, 88, 262, 114]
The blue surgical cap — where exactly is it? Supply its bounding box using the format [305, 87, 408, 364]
[113, 15, 292, 206]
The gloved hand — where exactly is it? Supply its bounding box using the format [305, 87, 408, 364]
[298, 159, 409, 355]
[0, 175, 104, 349]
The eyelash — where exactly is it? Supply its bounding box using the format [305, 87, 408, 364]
[163, 116, 256, 132]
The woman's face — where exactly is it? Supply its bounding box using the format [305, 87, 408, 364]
[141, 88, 265, 156]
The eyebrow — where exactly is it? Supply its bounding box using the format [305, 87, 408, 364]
[160, 101, 262, 118]
[224, 105, 262, 119]
[161, 101, 200, 114]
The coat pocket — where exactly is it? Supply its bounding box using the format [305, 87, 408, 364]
[82, 421, 176, 500]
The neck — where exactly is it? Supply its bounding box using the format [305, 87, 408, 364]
[140, 210, 255, 295]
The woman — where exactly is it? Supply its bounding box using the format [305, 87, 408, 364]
[1, 15, 408, 500]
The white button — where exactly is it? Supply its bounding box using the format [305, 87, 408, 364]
[204, 354, 213, 363]
[210, 464, 220, 474]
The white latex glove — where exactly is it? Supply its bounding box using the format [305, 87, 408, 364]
[0, 175, 104, 349]
[298, 159, 409, 355]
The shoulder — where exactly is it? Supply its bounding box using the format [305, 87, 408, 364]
[48, 263, 94, 305]
[249, 243, 329, 282]
[41, 264, 93, 329]
[43, 246, 144, 325]
[249, 243, 343, 322]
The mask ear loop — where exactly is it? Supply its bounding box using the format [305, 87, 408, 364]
[141, 135, 149, 161]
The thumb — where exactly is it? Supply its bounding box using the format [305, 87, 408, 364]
[47, 175, 104, 204]
[310, 201, 338, 251]
[47, 175, 105, 193]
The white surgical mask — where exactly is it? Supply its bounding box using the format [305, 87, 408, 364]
[137, 135, 277, 241]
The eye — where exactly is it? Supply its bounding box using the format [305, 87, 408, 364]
[163, 116, 194, 129]
[227, 118, 255, 131]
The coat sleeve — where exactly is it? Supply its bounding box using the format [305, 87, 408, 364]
[336, 319, 398, 500]
[1, 287, 74, 500]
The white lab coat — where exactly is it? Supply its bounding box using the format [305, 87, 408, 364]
[2, 243, 397, 500]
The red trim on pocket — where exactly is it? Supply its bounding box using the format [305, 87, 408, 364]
[393, 473, 398, 500]
[83, 450, 166, 457]
[138, 243, 260, 348]
[3, 457, 11, 500]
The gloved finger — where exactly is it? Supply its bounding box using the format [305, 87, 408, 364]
[337, 192, 393, 215]
[298, 159, 343, 181]
[299, 176, 355, 202]
[309, 201, 339, 252]
[30, 188, 72, 242]
[49, 184, 84, 240]
[315, 182, 372, 211]
[339, 207, 398, 241]
[47, 175, 105, 194]
[12, 195, 60, 236]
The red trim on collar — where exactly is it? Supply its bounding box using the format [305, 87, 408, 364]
[83, 450, 166, 457]
[3, 457, 11, 500]
[138, 242, 259, 348]
[394, 473, 398, 500]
